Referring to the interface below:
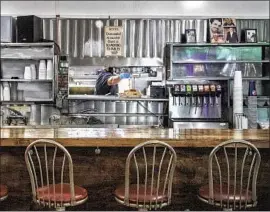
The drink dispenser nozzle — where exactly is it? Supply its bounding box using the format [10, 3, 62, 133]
[192, 85, 198, 114]
[210, 84, 216, 107]
[186, 84, 192, 114]
[216, 84, 222, 106]
[180, 85, 186, 106]
[172, 85, 180, 106]
[203, 85, 210, 117]
[198, 85, 204, 115]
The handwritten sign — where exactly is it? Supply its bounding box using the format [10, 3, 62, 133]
[104, 26, 123, 56]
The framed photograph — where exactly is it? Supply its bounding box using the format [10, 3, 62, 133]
[209, 18, 225, 43]
[223, 18, 236, 27]
[245, 29, 257, 43]
[224, 27, 238, 43]
[185, 29, 196, 43]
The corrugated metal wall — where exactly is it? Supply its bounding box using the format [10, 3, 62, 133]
[43, 18, 208, 59]
[43, 18, 269, 61]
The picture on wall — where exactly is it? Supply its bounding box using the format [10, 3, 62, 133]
[223, 18, 236, 27]
[245, 29, 257, 43]
[185, 29, 196, 43]
[209, 18, 224, 43]
[224, 27, 238, 43]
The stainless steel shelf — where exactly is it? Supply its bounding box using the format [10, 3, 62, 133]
[170, 43, 270, 47]
[172, 60, 269, 64]
[0, 79, 53, 82]
[1, 57, 54, 60]
[166, 77, 270, 82]
[68, 113, 167, 117]
[167, 77, 230, 82]
[68, 95, 169, 101]
[1, 99, 54, 104]
[242, 77, 270, 80]
[243, 96, 270, 100]
[1, 42, 54, 47]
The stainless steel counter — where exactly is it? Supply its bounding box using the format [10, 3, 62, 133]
[0, 124, 159, 129]
[68, 95, 168, 101]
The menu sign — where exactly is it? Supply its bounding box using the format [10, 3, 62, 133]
[104, 26, 123, 56]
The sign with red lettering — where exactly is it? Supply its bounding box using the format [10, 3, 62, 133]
[104, 26, 123, 56]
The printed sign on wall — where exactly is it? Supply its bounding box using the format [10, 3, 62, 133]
[104, 26, 123, 56]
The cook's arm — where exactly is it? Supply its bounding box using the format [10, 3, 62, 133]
[107, 73, 131, 86]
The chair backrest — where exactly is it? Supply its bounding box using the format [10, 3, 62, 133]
[24, 139, 75, 208]
[124, 140, 177, 209]
[208, 139, 261, 210]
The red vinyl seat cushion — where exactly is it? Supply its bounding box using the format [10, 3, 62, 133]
[198, 184, 252, 203]
[0, 184, 8, 198]
[114, 184, 168, 203]
[36, 183, 87, 203]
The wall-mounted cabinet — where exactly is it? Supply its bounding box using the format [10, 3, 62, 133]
[165, 43, 269, 80]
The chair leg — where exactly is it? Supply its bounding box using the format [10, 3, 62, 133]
[56, 207, 65, 211]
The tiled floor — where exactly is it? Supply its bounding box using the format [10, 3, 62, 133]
[0, 185, 269, 211]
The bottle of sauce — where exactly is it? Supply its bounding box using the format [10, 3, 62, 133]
[248, 81, 257, 96]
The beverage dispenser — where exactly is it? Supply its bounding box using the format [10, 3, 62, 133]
[169, 82, 228, 129]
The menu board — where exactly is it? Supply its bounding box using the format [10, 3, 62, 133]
[104, 26, 123, 56]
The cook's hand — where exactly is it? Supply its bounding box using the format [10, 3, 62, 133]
[119, 73, 131, 79]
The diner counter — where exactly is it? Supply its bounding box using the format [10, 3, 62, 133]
[0, 128, 269, 148]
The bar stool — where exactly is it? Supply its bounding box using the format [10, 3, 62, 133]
[197, 139, 261, 210]
[114, 140, 177, 210]
[0, 184, 8, 201]
[25, 139, 88, 211]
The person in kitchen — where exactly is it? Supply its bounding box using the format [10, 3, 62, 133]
[95, 67, 131, 95]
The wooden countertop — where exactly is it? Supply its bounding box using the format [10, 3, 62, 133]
[1, 128, 269, 148]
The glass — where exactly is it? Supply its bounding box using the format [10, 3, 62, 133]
[171, 46, 263, 78]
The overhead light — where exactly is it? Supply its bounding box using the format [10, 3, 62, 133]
[95, 20, 104, 28]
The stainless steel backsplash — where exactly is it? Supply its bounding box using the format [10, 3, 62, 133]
[43, 18, 269, 62]
[43, 18, 208, 60]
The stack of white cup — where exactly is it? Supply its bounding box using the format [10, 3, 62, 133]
[46, 60, 53, 79]
[38, 60, 47, 79]
[24, 66, 32, 80]
[233, 70, 243, 128]
[30, 64, 37, 79]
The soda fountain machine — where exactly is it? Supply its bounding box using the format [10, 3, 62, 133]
[169, 82, 229, 129]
